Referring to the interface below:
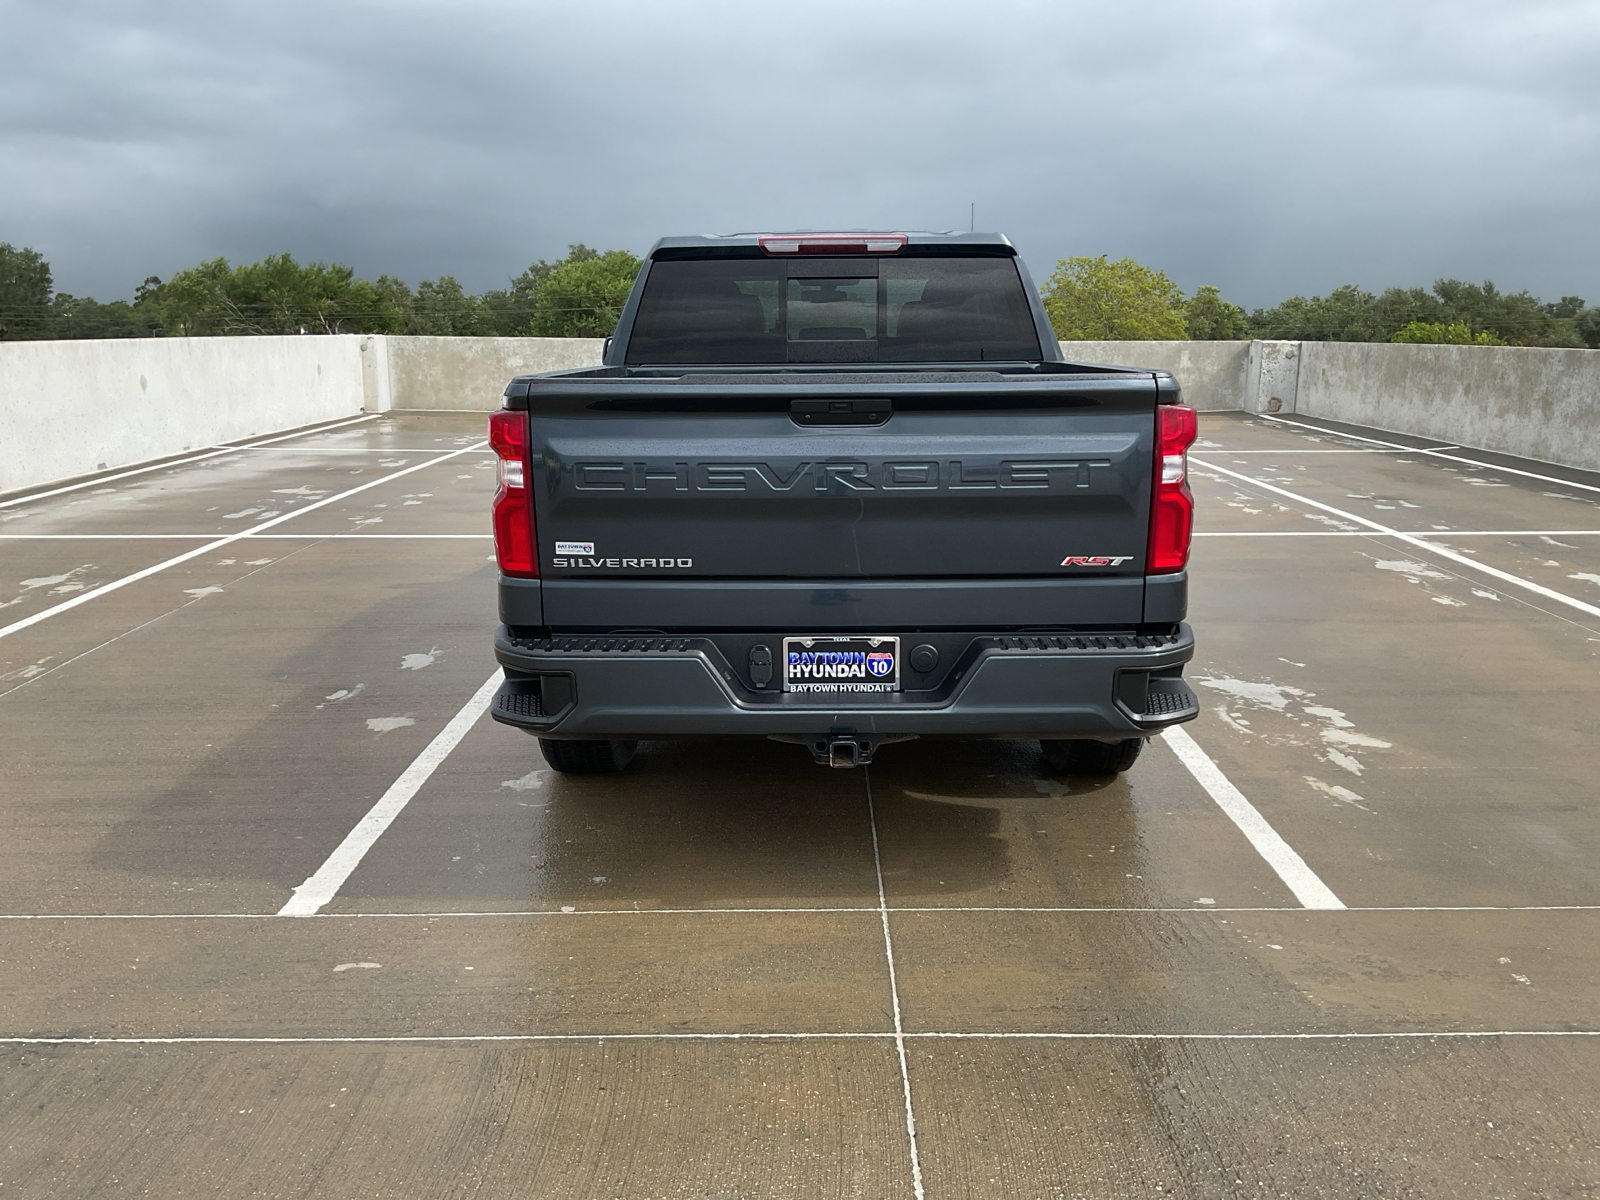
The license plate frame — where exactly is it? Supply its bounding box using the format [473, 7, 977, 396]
[782, 635, 901, 694]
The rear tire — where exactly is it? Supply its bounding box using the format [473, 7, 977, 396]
[538, 738, 639, 774]
[1040, 737, 1143, 776]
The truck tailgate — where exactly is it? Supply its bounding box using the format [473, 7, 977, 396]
[524, 373, 1159, 628]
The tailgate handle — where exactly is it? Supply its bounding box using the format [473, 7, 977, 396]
[789, 398, 892, 427]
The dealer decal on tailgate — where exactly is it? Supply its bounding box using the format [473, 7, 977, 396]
[783, 637, 900, 694]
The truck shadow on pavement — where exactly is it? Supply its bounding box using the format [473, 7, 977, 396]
[515, 735, 1142, 910]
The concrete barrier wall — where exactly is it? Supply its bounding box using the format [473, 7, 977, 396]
[0, 335, 367, 495]
[7, 332, 1599, 496]
[0, 333, 606, 496]
[362, 335, 1251, 412]
[1058, 340, 1251, 411]
[370, 336, 605, 411]
[1295, 342, 1600, 473]
[1063, 338, 1600, 472]
[364, 336, 1251, 412]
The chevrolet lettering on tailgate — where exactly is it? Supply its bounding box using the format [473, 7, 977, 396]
[571, 458, 1115, 492]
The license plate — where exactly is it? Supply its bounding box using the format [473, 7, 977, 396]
[782, 636, 900, 694]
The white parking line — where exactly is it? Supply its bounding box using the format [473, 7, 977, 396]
[0, 903, 1595, 919]
[1161, 726, 1345, 910]
[1193, 530, 1600, 538]
[865, 772, 926, 1200]
[910, 1029, 1597, 1040]
[0, 442, 488, 642]
[1198, 448, 1455, 454]
[2, 1030, 1594, 1046]
[239, 446, 477, 455]
[0, 533, 491, 541]
[1259, 414, 1600, 496]
[0, 549, 319, 700]
[1192, 456, 1600, 621]
[278, 670, 503, 916]
[0, 413, 379, 509]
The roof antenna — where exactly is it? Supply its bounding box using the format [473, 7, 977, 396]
[969, 202, 974, 232]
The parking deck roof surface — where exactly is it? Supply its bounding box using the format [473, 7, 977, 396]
[0, 411, 1596, 1198]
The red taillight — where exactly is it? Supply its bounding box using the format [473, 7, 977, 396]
[758, 233, 907, 255]
[488, 409, 536, 578]
[1147, 403, 1197, 574]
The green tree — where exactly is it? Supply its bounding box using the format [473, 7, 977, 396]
[523, 248, 642, 337]
[142, 258, 230, 335]
[1250, 285, 1383, 342]
[50, 294, 162, 339]
[1390, 321, 1506, 346]
[1431, 279, 1583, 348]
[1183, 285, 1249, 339]
[473, 282, 532, 336]
[475, 244, 601, 335]
[1252, 279, 1589, 346]
[1041, 255, 1188, 340]
[416, 276, 493, 336]
[370, 247, 620, 337]
[146, 254, 401, 336]
[0, 243, 54, 339]
[1577, 307, 1600, 350]
[373, 275, 416, 329]
[1372, 285, 1443, 334]
[377, 275, 495, 336]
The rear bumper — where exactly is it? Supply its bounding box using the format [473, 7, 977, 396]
[491, 624, 1197, 740]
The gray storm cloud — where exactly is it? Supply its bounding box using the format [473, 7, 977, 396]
[2, 0, 1597, 307]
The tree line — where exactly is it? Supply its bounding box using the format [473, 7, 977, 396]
[0, 243, 640, 341]
[2, 240, 1596, 349]
[1042, 255, 1599, 348]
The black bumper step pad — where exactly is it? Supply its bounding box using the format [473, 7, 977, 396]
[1141, 678, 1199, 719]
[493, 686, 546, 721]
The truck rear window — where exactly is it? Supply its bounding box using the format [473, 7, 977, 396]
[624, 256, 1042, 364]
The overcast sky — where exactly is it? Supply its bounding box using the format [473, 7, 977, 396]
[3, 0, 1598, 308]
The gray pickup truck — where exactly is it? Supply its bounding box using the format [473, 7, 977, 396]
[486, 231, 1198, 773]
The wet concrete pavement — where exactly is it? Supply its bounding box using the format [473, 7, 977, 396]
[0, 411, 1595, 1197]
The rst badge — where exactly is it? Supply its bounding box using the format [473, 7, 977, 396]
[1060, 556, 1134, 567]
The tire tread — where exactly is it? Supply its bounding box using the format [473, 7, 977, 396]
[537, 738, 639, 774]
[1039, 737, 1143, 776]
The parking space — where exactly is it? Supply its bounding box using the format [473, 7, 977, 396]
[1, 411, 1595, 1197]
